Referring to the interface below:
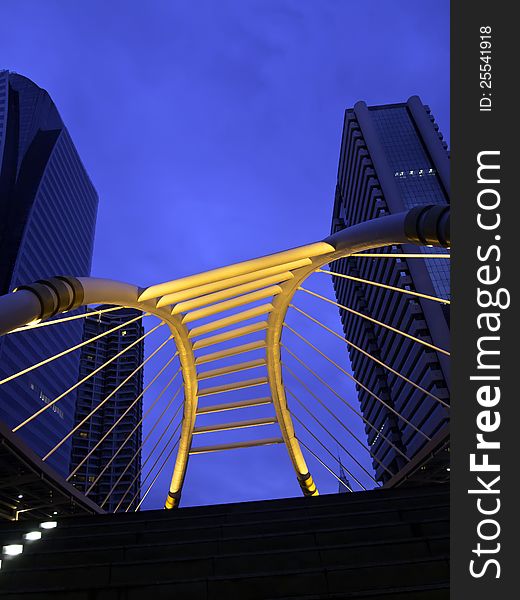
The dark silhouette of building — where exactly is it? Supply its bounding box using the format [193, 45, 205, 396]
[330, 96, 450, 484]
[70, 306, 144, 512]
[0, 70, 98, 476]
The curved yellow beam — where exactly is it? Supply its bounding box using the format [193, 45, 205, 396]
[64, 279, 199, 512]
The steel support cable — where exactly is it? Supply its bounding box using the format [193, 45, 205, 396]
[88, 365, 182, 497]
[13, 320, 162, 432]
[283, 324, 433, 439]
[8, 305, 125, 333]
[298, 287, 450, 357]
[67, 346, 179, 481]
[297, 437, 354, 493]
[42, 324, 169, 461]
[285, 386, 374, 488]
[98, 383, 183, 506]
[112, 398, 184, 512]
[289, 304, 449, 409]
[351, 253, 451, 259]
[288, 404, 364, 491]
[283, 363, 397, 477]
[1, 312, 147, 386]
[120, 418, 183, 513]
[317, 269, 450, 305]
[282, 352, 410, 464]
[133, 436, 181, 512]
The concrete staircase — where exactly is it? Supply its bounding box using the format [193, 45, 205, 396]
[0, 484, 449, 599]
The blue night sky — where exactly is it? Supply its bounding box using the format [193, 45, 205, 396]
[1, 0, 449, 510]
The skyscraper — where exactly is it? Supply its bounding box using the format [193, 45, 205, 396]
[330, 96, 450, 484]
[0, 71, 98, 476]
[70, 306, 144, 512]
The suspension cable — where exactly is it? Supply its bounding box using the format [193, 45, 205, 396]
[118, 417, 183, 513]
[297, 437, 355, 493]
[13, 321, 163, 433]
[98, 382, 182, 508]
[284, 354, 410, 462]
[1, 312, 147, 386]
[111, 398, 183, 512]
[283, 362, 400, 475]
[289, 304, 449, 408]
[42, 326, 169, 461]
[318, 269, 450, 305]
[283, 324, 434, 437]
[298, 287, 450, 357]
[285, 387, 376, 486]
[289, 403, 365, 491]
[87, 365, 182, 497]
[67, 347, 179, 480]
[8, 305, 125, 333]
[133, 436, 181, 512]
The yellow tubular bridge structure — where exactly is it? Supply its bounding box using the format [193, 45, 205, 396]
[0, 205, 450, 509]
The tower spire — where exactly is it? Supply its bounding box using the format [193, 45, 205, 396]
[337, 446, 352, 493]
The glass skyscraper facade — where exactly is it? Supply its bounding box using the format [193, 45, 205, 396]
[331, 96, 450, 484]
[370, 106, 450, 301]
[70, 307, 144, 513]
[0, 71, 98, 476]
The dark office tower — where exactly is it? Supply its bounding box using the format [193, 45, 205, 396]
[331, 96, 450, 484]
[0, 71, 98, 476]
[70, 307, 144, 512]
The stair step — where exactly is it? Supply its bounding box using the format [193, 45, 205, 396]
[0, 486, 449, 600]
[2, 515, 449, 554]
[0, 555, 448, 596]
[14, 533, 449, 570]
[0, 487, 449, 542]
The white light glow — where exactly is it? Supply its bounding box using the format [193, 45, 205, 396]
[39, 521, 57, 529]
[3, 544, 23, 556]
[24, 531, 42, 541]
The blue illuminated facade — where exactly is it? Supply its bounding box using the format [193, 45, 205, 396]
[0, 71, 98, 477]
[70, 306, 144, 513]
[331, 97, 450, 483]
